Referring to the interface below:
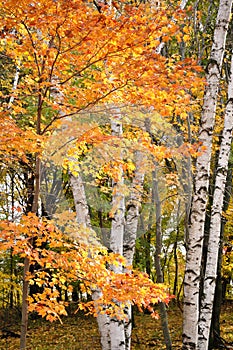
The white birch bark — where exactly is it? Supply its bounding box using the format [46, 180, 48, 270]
[70, 173, 91, 228]
[109, 110, 126, 350]
[124, 151, 145, 266]
[182, 1, 232, 349]
[198, 50, 233, 350]
[8, 60, 20, 109]
[92, 290, 111, 350]
[110, 109, 125, 259]
[123, 150, 145, 350]
[70, 173, 111, 350]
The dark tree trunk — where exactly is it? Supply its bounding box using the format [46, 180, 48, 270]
[145, 232, 151, 277]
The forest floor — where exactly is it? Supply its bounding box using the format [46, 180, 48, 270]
[0, 302, 232, 349]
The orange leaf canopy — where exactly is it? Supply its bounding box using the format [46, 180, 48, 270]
[0, 0, 203, 134]
[0, 213, 171, 321]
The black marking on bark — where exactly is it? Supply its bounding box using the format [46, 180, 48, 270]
[227, 97, 233, 104]
[200, 126, 213, 136]
[182, 338, 196, 350]
[126, 203, 136, 211]
[205, 276, 216, 284]
[205, 58, 220, 74]
[183, 301, 196, 306]
[193, 243, 202, 249]
[185, 269, 198, 275]
[110, 318, 124, 325]
[196, 187, 208, 197]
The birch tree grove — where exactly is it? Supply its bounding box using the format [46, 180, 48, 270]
[182, 0, 233, 349]
[5, 0, 233, 349]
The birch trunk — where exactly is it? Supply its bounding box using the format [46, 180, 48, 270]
[182, 1, 232, 349]
[198, 50, 233, 350]
[211, 157, 233, 347]
[123, 150, 145, 350]
[70, 173, 111, 350]
[123, 151, 144, 266]
[70, 174, 91, 227]
[8, 61, 20, 108]
[109, 112, 126, 350]
[92, 290, 111, 350]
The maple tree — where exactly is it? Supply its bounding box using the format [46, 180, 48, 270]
[0, 0, 203, 120]
[0, 213, 171, 320]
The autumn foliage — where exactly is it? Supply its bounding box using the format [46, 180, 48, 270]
[0, 213, 171, 322]
[0, 0, 204, 329]
[0, 0, 203, 132]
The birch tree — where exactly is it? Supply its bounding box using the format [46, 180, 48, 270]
[198, 50, 233, 350]
[123, 142, 146, 350]
[108, 110, 126, 350]
[70, 174, 91, 228]
[70, 170, 112, 350]
[182, 0, 233, 348]
[0, 1, 205, 348]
